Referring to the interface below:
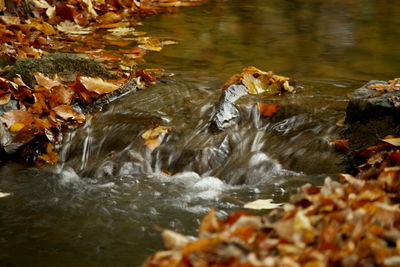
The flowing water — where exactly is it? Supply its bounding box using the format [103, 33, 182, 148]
[1, 0, 400, 266]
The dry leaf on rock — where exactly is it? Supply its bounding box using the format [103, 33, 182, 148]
[244, 199, 283, 210]
[34, 72, 62, 89]
[79, 76, 119, 95]
[0, 110, 34, 128]
[53, 105, 85, 123]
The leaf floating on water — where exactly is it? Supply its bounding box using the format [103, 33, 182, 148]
[141, 126, 171, 150]
[79, 76, 119, 95]
[258, 103, 279, 117]
[0, 192, 11, 198]
[136, 37, 178, 52]
[244, 199, 283, 210]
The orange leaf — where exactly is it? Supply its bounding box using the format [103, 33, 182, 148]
[79, 76, 119, 95]
[53, 105, 85, 124]
[330, 139, 349, 152]
[34, 72, 62, 89]
[258, 103, 279, 117]
[0, 110, 33, 128]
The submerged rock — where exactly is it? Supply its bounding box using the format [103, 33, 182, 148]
[6, 53, 119, 87]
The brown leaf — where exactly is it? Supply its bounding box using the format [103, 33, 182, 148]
[199, 208, 219, 235]
[141, 126, 171, 150]
[0, 110, 34, 128]
[162, 229, 190, 250]
[53, 105, 85, 124]
[0, 93, 11, 105]
[330, 139, 349, 152]
[36, 143, 58, 166]
[79, 76, 119, 95]
[258, 103, 279, 117]
[34, 72, 62, 89]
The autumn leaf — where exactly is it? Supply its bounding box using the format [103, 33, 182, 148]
[79, 76, 120, 95]
[382, 137, 400, 147]
[36, 143, 58, 166]
[141, 126, 171, 150]
[162, 229, 190, 250]
[136, 37, 178, 51]
[0, 110, 34, 128]
[258, 103, 279, 117]
[34, 72, 62, 89]
[0, 93, 11, 105]
[57, 21, 94, 35]
[330, 139, 350, 152]
[243, 199, 283, 210]
[0, 192, 11, 198]
[53, 105, 85, 123]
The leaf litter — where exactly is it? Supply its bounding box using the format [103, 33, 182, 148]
[0, 0, 204, 164]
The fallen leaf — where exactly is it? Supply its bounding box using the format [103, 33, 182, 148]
[244, 199, 283, 210]
[36, 143, 58, 165]
[258, 103, 279, 117]
[141, 126, 171, 150]
[0, 16, 21, 25]
[79, 76, 119, 95]
[162, 229, 190, 250]
[53, 105, 85, 123]
[0, 192, 11, 198]
[0, 110, 34, 128]
[57, 21, 94, 35]
[0, 93, 11, 105]
[382, 137, 400, 147]
[34, 72, 62, 89]
[10, 122, 25, 132]
[330, 139, 349, 152]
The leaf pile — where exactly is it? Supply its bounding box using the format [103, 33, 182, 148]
[222, 66, 295, 95]
[144, 140, 400, 266]
[0, 0, 203, 71]
[368, 78, 400, 93]
[0, 0, 204, 164]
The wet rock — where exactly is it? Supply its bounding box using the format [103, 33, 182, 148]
[6, 53, 118, 87]
[345, 80, 400, 124]
[210, 84, 248, 131]
[344, 80, 400, 151]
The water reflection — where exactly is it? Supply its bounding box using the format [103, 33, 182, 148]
[1, 0, 400, 266]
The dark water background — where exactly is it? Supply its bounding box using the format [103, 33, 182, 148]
[1, 0, 400, 266]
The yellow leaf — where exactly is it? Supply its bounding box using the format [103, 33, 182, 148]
[243, 199, 283, 210]
[31, 21, 57, 35]
[10, 122, 25, 132]
[0, 0, 5, 12]
[80, 76, 119, 95]
[142, 126, 171, 150]
[0, 192, 11, 198]
[382, 137, 400, 146]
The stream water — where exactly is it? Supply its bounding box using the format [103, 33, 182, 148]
[1, 0, 400, 266]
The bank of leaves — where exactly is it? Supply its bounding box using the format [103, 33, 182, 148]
[0, 0, 204, 164]
[144, 139, 400, 266]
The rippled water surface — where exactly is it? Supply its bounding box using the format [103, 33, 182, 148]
[1, 0, 400, 266]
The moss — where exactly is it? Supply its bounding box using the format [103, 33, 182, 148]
[6, 53, 119, 87]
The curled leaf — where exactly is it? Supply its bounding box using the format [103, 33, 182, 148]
[53, 105, 85, 123]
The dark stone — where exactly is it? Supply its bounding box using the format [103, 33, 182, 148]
[6, 53, 119, 88]
[210, 84, 248, 131]
[345, 80, 400, 124]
